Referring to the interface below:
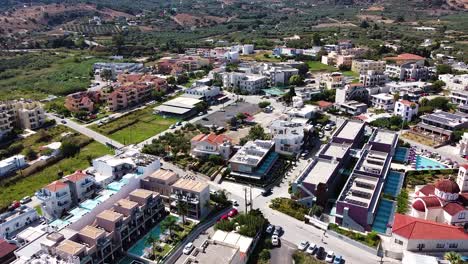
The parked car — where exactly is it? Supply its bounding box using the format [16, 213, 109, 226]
[306, 244, 317, 255]
[176, 121, 182, 126]
[271, 235, 280, 246]
[325, 251, 335, 263]
[298, 241, 309, 251]
[324, 124, 332, 131]
[219, 214, 229, 221]
[261, 188, 272, 197]
[333, 255, 343, 264]
[61, 120, 67, 124]
[170, 124, 176, 129]
[183, 242, 194, 255]
[316, 247, 326, 260]
[20, 196, 32, 204]
[266, 224, 275, 234]
[273, 226, 282, 236]
[228, 208, 238, 218]
[300, 151, 309, 158]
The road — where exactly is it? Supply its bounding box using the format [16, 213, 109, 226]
[271, 240, 295, 264]
[46, 113, 124, 149]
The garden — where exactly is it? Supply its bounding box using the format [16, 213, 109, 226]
[328, 223, 380, 248]
[89, 106, 179, 145]
[292, 250, 326, 264]
[269, 197, 309, 221]
[215, 209, 267, 238]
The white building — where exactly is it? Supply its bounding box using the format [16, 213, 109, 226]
[391, 213, 468, 254]
[335, 83, 368, 104]
[450, 90, 468, 105]
[337, 100, 368, 116]
[351, 59, 386, 75]
[185, 85, 221, 101]
[260, 65, 299, 86]
[0, 206, 39, 239]
[222, 72, 268, 94]
[458, 133, 468, 157]
[229, 140, 278, 180]
[224, 51, 240, 62]
[458, 165, 468, 192]
[190, 133, 233, 160]
[242, 44, 254, 54]
[320, 72, 344, 90]
[385, 62, 429, 81]
[371, 93, 395, 111]
[63, 171, 95, 204]
[0, 155, 27, 177]
[170, 178, 210, 219]
[36, 180, 73, 220]
[359, 70, 387, 87]
[439, 74, 468, 91]
[287, 104, 319, 119]
[269, 120, 304, 156]
[394, 100, 418, 121]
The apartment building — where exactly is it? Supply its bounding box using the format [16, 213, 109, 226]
[269, 120, 305, 156]
[190, 133, 233, 160]
[65, 91, 99, 113]
[0, 155, 27, 177]
[0, 206, 39, 239]
[260, 65, 299, 86]
[293, 120, 365, 207]
[107, 84, 153, 111]
[63, 171, 96, 204]
[0, 100, 46, 138]
[321, 52, 354, 68]
[385, 62, 429, 81]
[141, 169, 179, 203]
[371, 93, 395, 111]
[157, 56, 210, 75]
[117, 73, 169, 92]
[36, 181, 73, 220]
[336, 130, 399, 232]
[351, 59, 386, 75]
[337, 100, 368, 116]
[385, 81, 431, 102]
[170, 178, 210, 220]
[320, 72, 344, 90]
[359, 70, 387, 87]
[229, 140, 278, 180]
[451, 90, 468, 105]
[414, 111, 468, 143]
[439, 74, 468, 91]
[184, 85, 221, 101]
[394, 100, 419, 122]
[335, 83, 368, 104]
[93, 62, 144, 76]
[222, 72, 268, 94]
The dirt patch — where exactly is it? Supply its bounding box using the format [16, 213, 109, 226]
[366, 5, 385, 11]
[172, 13, 227, 27]
[0, 3, 133, 35]
[357, 15, 394, 24]
[312, 22, 357, 28]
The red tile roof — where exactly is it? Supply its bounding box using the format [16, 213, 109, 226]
[384, 53, 425, 61]
[317, 101, 334, 108]
[420, 196, 442, 208]
[443, 203, 465, 216]
[0, 239, 17, 258]
[399, 100, 415, 107]
[64, 170, 88, 183]
[435, 179, 460, 194]
[412, 200, 425, 212]
[417, 185, 435, 196]
[460, 164, 468, 170]
[191, 133, 232, 145]
[44, 180, 68, 192]
[392, 213, 468, 240]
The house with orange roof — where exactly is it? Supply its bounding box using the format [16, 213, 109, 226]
[65, 91, 99, 113]
[190, 133, 233, 160]
[63, 170, 95, 204]
[391, 213, 468, 253]
[36, 180, 72, 220]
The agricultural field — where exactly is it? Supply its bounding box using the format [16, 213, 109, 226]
[89, 107, 179, 145]
[63, 24, 122, 35]
[306, 61, 337, 72]
[0, 51, 108, 100]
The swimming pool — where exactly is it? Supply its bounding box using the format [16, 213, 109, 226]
[415, 156, 448, 170]
[372, 199, 395, 234]
[393, 147, 408, 163]
[383, 171, 404, 197]
[128, 225, 162, 257]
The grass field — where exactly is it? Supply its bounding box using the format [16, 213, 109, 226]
[306, 61, 337, 72]
[90, 107, 179, 145]
[241, 51, 282, 62]
[0, 52, 106, 100]
[0, 141, 112, 210]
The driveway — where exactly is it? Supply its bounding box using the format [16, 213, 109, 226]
[271, 240, 295, 264]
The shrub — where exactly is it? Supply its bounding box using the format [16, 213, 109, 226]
[259, 249, 271, 260]
[270, 198, 308, 221]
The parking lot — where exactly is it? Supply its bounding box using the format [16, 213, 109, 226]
[195, 101, 260, 128]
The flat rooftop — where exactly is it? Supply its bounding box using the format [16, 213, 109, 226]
[130, 188, 156, 199]
[371, 130, 397, 146]
[149, 169, 178, 181]
[172, 178, 208, 193]
[334, 121, 364, 141]
[56, 240, 85, 256]
[115, 199, 138, 210]
[229, 140, 274, 167]
[79, 225, 105, 239]
[322, 143, 350, 159]
[340, 173, 379, 208]
[97, 210, 123, 222]
[303, 159, 340, 186]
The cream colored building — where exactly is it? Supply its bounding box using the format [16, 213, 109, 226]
[0, 100, 46, 138]
[351, 59, 386, 74]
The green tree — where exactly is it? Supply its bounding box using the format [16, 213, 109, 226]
[152, 90, 165, 102]
[100, 69, 113, 81]
[24, 148, 38, 161]
[208, 154, 224, 165]
[432, 80, 445, 93]
[145, 235, 160, 258]
[360, 20, 370, 28]
[289, 74, 304, 86]
[310, 204, 323, 217]
[444, 251, 462, 264]
[236, 112, 247, 120]
[166, 76, 176, 85]
[160, 215, 178, 237]
[60, 140, 80, 157]
[258, 101, 271, 108]
[312, 33, 322, 46]
[259, 249, 271, 260]
[436, 64, 452, 75]
[177, 74, 189, 85]
[176, 201, 189, 224]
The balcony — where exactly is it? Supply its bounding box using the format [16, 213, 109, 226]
[56, 192, 69, 201]
[81, 180, 93, 188]
[80, 255, 92, 264]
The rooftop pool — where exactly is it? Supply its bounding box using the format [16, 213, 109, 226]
[415, 156, 449, 170]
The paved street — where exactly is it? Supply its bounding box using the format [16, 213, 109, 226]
[270, 240, 295, 264]
[46, 113, 124, 148]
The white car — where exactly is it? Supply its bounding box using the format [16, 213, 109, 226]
[306, 243, 317, 254]
[230, 199, 239, 207]
[298, 241, 309, 251]
[183, 242, 194, 255]
[271, 235, 280, 246]
[325, 251, 335, 263]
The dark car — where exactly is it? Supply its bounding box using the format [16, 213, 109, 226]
[61, 120, 67, 124]
[316, 247, 326, 260]
[261, 188, 272, 197]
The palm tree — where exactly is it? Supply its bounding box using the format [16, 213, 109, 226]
[177, 201, 189, 224]
[444, 251, 462, 264]
[160, 215, 178, 237]
[145, 235, 159, 258]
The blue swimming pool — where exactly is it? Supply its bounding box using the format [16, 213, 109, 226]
[383, 171, 404, 197]
[128, 225, 162, 257]
[372, 199, 395, 234]
[393, 147, 408, 163]
[415, 156, 448, 170]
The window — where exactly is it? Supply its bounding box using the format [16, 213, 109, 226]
[459, 212, 466, 219]
[449, 243, 458, 249]
[394, 239, 403, 245]
[436, 243, 445, 248]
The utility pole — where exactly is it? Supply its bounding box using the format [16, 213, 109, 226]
[244, 187, 248, 213]
[249, 185, 253, 211]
